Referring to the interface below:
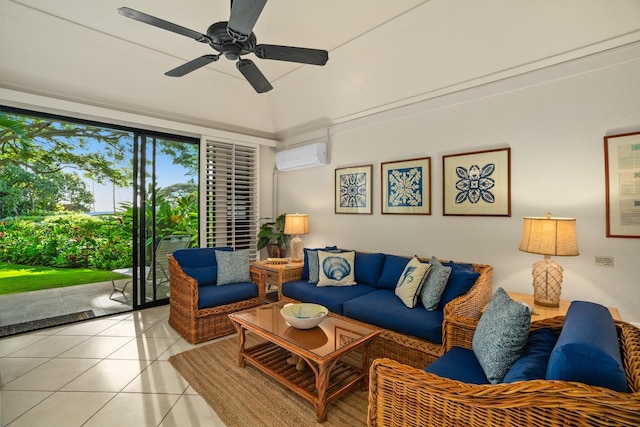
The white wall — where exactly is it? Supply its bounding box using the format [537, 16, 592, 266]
[276, 57, 640, 324]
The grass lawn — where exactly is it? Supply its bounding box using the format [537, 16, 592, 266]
[0, 262, 120, 295]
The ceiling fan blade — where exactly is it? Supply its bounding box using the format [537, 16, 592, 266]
[236, 59, 272, 93]
[227, 0, 267, 41]
[118, 7, 211, 43]
[254, 44, 328, 66]
[165, 55, 219, 77]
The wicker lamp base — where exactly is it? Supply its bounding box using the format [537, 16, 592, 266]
[531, 257, 564, 307]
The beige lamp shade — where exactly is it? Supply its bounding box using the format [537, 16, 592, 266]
[284, 214, 309, 262]
[519, 213, 579, 256]
[284, 214, 309, 236]
[519, 213, 578, 307]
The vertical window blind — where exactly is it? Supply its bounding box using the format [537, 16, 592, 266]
[204, 139, 258, 259]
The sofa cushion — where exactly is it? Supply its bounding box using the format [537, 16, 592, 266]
[425, 347, 490, 385]
[173, 247, 233, 287]
[354, 252, 386, 286]
[376, 254, 411, 290]
[302, 246, 338, 280]
[503, 328, 558, 383]
[343, 289, 444, 343]
[197, 281, 257, 309]
[438, 268, 480, 309]
[317, 250, 357, 286]
[185, 266, 218, 287]
[420, 256, 452, 311]
[281, 280, 375, 315]
[546, 301, 626, 392]
[473, 287, 531, 384]
[215, 249, 251, 285]
[395, 256, 431, 308]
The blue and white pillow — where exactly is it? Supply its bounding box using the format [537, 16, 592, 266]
[472, 287, 531, 384]
[395, 256, 431, 308]
[420, 256, 452, 310]
[317, 250, 356, 287]
[215, 249, 251, 286]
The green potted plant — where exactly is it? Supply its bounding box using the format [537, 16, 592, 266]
[257, 213, 290, 258]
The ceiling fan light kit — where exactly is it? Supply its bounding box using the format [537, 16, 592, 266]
[117, 0, 329, 93]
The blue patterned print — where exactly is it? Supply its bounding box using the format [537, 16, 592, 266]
[339, 172, 367, 208]
[455, 163, 496, 204]
[387, 167, 423, 207]
[322, 256, 351, 280]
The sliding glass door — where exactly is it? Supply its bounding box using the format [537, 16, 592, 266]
[131, 132, 199, 309]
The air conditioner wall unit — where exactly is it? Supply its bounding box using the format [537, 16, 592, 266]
[275, 142, 327, 171]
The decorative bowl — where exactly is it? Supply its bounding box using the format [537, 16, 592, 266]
[280, 303, 328, 329]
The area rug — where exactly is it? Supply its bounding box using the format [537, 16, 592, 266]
[0, 310, 96, 337]
[169, 335, 368, 427]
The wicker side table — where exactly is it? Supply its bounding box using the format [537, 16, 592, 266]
[250, 261, 304, 292]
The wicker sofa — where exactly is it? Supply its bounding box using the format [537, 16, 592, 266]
[368, 312, 640, 427]
[168, 247, 266, 344]
[278, 249, 493, 368]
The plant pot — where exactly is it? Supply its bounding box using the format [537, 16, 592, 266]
[267, 244, 287, 258]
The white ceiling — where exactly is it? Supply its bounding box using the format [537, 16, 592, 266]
[1, 0, 640, 140]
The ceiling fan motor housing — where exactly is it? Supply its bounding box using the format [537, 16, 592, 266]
[207, 21, 256, 59]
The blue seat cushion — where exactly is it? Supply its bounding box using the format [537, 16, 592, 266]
[425, 347, 489, 385]
[503, 328, 558, 383]
[354, 252, 386, 286]
[376, 254, 411, 290]
[546, 301, 627, 392]
[197, 281, 257, 309]
[173, 247, 233, 287]
[281, 280, 375, 315]
[343, 289, 444, 343]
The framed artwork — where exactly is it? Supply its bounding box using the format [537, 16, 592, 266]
[604, 131, 640, 238]
[335, 165, 373, 214]
[381, 157, 431, 215]
[443, 147, 511, 216]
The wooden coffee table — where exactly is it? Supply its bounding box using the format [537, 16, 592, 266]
[229, 301, 379, 422]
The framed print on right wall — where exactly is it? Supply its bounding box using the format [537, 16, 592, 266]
[443, 147, 511, 216]
[604, 131, 640, 238]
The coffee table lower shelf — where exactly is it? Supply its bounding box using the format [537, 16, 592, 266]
[241, 340, 364, 422]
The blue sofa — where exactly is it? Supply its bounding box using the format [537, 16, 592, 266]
[369, 300, 640, 426]
[278, 248, 493, 367]
[168, 247, 266, 344]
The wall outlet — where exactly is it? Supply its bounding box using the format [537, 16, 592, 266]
[595, 256, 614, 267]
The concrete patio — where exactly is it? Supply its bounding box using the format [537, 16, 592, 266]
[0, 280, 134, 328]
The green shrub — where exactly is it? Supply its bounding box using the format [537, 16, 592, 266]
[0, 213, 131, 270]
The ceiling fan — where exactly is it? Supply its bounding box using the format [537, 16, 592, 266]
[118, 0, 329, 93]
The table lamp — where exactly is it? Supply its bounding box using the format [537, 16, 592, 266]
[284, 214, 309, 262]
[518, 213, 579, 307]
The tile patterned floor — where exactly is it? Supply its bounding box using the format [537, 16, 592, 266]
[0, 305, 227, 426]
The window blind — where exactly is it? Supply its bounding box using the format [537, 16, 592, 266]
[204, 139, 258, 259]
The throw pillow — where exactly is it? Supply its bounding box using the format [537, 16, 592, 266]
[307, 250, 320, 284]
[317, 250, 356, 287]
[420, 256, 452, 311]
[472, 287, 531, 384]
[395, 256, 432, 308]
[438, 269, 480, 310]
[215, 249, 251, 286]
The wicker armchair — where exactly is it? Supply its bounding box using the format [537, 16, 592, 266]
[368, 315, 640, 427]
[168, 253, 265, 344]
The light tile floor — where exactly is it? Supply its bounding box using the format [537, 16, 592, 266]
[0, 305, 227, 426]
